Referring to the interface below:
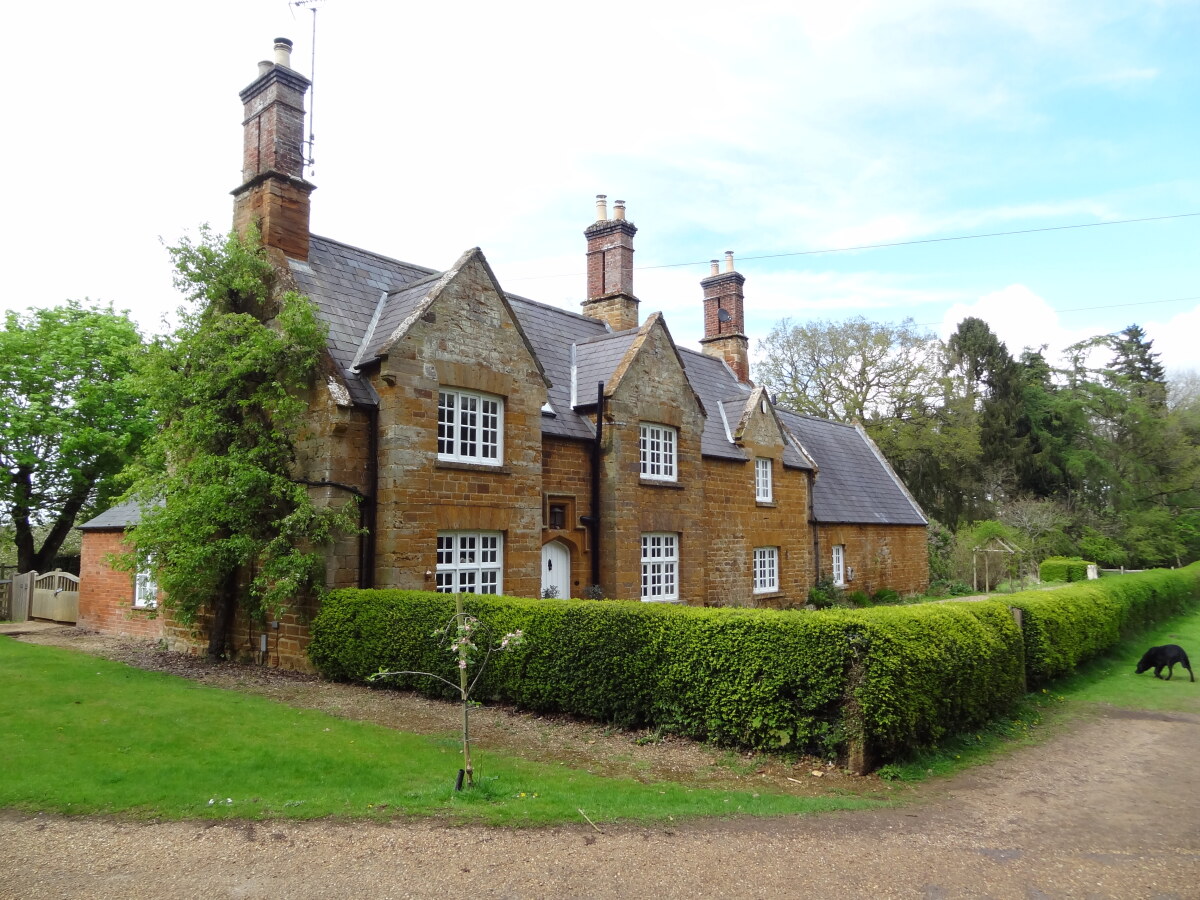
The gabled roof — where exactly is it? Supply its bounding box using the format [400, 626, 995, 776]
[574, 330, 639, 406]
[506, 294, 609, 441]
[284, 234, 922, 527]
[288, 236, 438, 405]
[776, 410, 927, 526]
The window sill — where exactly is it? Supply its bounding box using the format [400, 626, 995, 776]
[756, 500, 776, 508]
[639, 478, 686, 489]
[752, 590, 783, 600]
[436, 460, 510, 474]
[640, 597, 682, 604]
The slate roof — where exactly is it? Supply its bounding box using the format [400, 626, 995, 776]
[78, 500, 143, 531]
[506, 294, 609, 441]
[776, 410, 927, 526]
[288, 235, 437, 404]
[282, 234, 921, 527]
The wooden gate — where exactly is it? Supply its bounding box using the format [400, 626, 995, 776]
[30, 570, 79, 623]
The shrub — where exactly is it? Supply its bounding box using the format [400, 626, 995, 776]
[871, 588, 900, 605]
[308, 564, 1200, 765]
[1039, 557, 1094, 583]
[309, 589, 1025, 761]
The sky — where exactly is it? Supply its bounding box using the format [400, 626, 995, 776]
[4, 0, 1198, 378]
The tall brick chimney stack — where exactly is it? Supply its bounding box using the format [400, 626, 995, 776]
[700, 250, 751, 383]
[231, 37, 315, 262]
[581, 195, 640, 331]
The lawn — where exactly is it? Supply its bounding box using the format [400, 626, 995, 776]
[0, 639, 880, 825]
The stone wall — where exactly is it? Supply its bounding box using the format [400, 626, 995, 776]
[77, 530, 163, 640]
[370, 252, 547, 599]
[599, 317, 708, 603]
[818, 523, 929, 596]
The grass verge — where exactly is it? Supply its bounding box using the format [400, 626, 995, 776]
[0, 639, 882, 826]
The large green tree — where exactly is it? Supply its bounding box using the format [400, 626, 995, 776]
[0, 302, 151, 573]
[756, 315, 942, 423]
[121, 227, 356, 658]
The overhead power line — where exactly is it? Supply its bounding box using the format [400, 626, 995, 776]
[507, 211, 1200, 282]
[916, 293, 1200, 327]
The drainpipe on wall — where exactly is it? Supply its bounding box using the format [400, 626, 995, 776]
[580, 381, 604, 591]
[361, 405, 379, 589]
[807, 469, 820, 584]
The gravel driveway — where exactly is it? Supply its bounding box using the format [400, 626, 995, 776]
[3, 625, 1198, 899]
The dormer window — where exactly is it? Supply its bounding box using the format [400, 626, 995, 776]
[438, 388, 502, 465]
[639, 423, 677, 481]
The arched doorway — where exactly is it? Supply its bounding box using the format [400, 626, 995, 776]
[541, 540, 570, 599]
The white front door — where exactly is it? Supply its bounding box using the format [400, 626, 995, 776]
[541, 541, 570, 599]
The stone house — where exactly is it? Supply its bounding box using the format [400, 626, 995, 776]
[76, 39, 927, 666]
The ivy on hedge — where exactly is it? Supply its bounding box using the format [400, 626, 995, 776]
[308, 563, 1199, 764]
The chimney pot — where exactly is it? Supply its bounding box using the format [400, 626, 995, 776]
[273, 37, 294, 69]
[595, 194, 608, 222]
[257, 60, 273, 76]
[709, 259, 720, 276]
[724, 250, 735, 273]
[613, 200, 626, 221]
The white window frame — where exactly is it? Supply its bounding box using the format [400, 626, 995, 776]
[639, 423, 677, 482]
[134, 562, 157, 609]
[753, 547, 779, 594]
[436, 531, 503, 595]
[438, 388, 503, 465]
[755, 457, 773, 502]
[831, 544, 846, 587]
[640, 533, 679, 602]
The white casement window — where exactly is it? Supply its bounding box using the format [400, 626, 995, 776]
[133, 563, 157, 609]
[755, 457, 773, 502]
[438, 388, 502, 465]
[753, 547, 779, 594]
[831, 544, 846, 587]
[640, 533, 679, 602]
[436, 532, 503, 595]
[639, 423, 677, 482]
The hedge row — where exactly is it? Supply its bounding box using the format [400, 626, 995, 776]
[308, 563, 1200, 764]
[308, 590, 1025, 762]
[1038, 556, 1095, 582]
[1011, 565, 1200, 686]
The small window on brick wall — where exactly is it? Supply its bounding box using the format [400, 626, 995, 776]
[438, 388, 503, 465]
[134, 562, 157, 609]
[755, 457, 773, 502]
[640, 533, 679, 602]
[753, 547, 779, 594]
[436, 532, 503, 595]
[639, 423, 677, 481]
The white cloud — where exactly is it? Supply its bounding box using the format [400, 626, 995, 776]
[1145, 304, 1200, 374]
[937, 284, 1091, 359]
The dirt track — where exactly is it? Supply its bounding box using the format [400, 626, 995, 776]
[3, 625, 1199, 899]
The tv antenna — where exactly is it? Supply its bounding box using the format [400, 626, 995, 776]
[291, 0, 326, 177]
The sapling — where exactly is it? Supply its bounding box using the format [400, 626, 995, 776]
[369, 593, 523, 789]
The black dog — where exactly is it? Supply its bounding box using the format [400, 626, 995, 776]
[1135, 645, 1195, 682]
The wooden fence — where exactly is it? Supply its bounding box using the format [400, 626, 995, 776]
[30, 571, 79, 623]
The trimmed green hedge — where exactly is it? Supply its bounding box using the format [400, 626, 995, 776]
[1039, 556, 1095, 583]
[1011, 565, 1200, 686]
[308, 590, 1025, 761]
[308, 564, 1200, 765]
